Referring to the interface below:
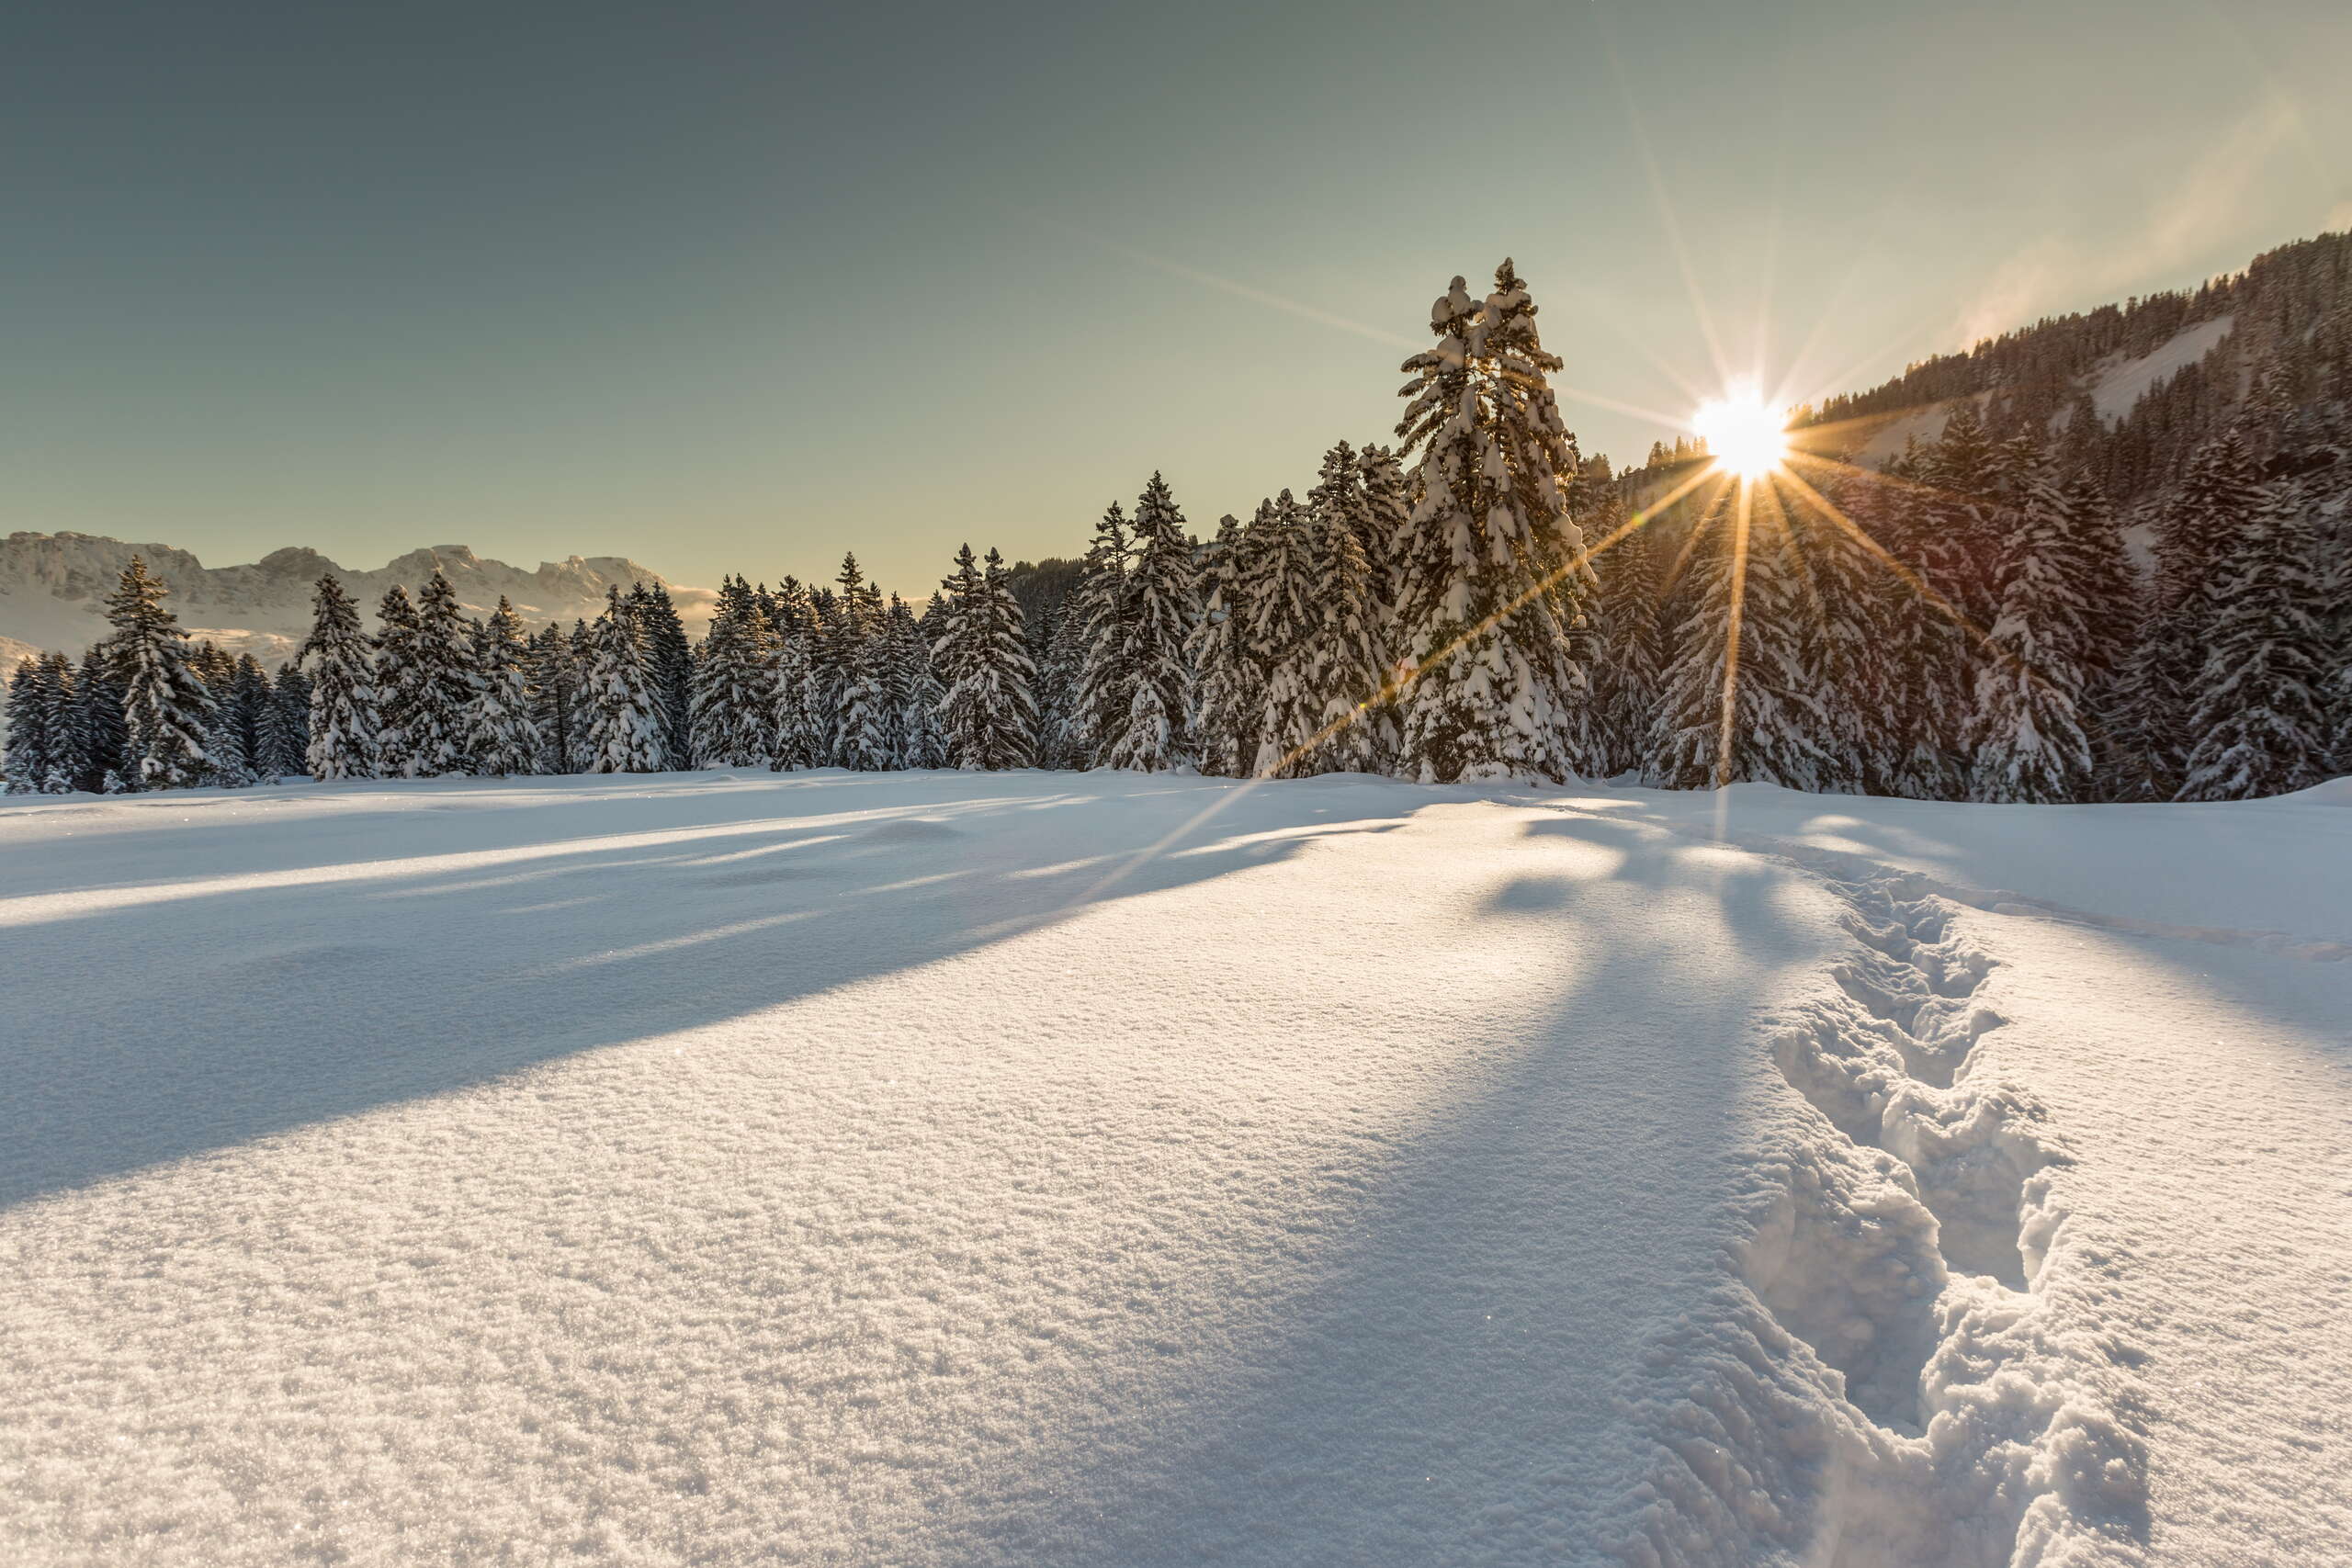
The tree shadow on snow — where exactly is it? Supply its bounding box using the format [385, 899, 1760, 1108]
[0, 772, 1419, 1209]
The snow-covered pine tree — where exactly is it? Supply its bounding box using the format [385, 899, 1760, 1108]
[1780, 469, 1895, 794]
[202, 656, 261, 788]
[525, 628, 571, 773]
[688, 576, 778, 768]
[1356, 442, 1412, 613]
[75, 645, 129, 793]
[2111, 431, 2264, 799]
[2, 658, 48, 794]
[1105, 472, 1199, 772]
[835, 632, 896, 772]
[631, 581, 695, 770]
[1062, 503, 1131, 769]
[1186, 513, 1261, 777]
[564, 620, 599, 773]
[469, 596, 545, 776]
[1969, 455, 2098, 803]
[259, 665, 311, 780]
[37, 653, 85, 794]
[1388, 261, 1591, 783]
[105, 557, 220, 790]
[2177, 479, 2333, 800]
[1591, 491, 1668, 777]
[1648, 483, 1831, 791]
[411, 571, 480, 776]
[299, 573, 379, 781]
[768, 625, 828, 771]
[1250, 491, 1323, 777]
[1034, 598, 1087, 769]
[583, 587, 665, 773]
[1295, 472, 1391, 775]
[2055, 469, 2137, 799]
[889, 597, 947, 770]
[372, 584, 424, 777]
[936, 545, 1037, 771]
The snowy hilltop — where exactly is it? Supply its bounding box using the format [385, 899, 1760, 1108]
[0, 531, 713, 669]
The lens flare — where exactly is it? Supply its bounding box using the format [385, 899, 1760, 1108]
[1692, 388, 1790, 479]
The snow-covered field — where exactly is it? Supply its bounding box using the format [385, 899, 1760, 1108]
[2, 770, 2345, 1566]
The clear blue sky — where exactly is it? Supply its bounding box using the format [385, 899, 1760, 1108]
[5, 1, 2346, 596]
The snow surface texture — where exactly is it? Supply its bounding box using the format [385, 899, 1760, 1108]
[1, 772, 2345, 1565]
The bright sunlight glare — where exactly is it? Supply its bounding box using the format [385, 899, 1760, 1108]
[1692, 388, 1790, 479]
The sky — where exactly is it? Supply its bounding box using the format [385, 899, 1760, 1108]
[5, 0, 2347, 597]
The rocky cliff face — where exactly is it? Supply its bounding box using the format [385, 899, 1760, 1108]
[0, 533, 714, 666]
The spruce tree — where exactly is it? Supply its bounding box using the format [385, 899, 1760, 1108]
[37, 653, 85, 794]
[75, 645, 129, 793]
[583, 587, 665, 773]
[1593, 492, 1668, 777]
[372, 584, 424, 777]
[1250, 491, 1323, 776]
[1295, 477, 1391, 775]
[260, 665, 311, 780]
[1105, 472, 1200, 772]
[469, 597, 545, 776]
[1649, 485, 1831, 791]
[836, 636, 896, 772]
[1969, 458, 2098, 803]
[1389, 262, 1592, 783]
[891, 598, 947, 770]
[564, 620, 600, 773]
[936, 545, 1036, 771]
[410, 571, 480, 776]
[1781, 471, 1896, 794]
[300, 574, 379, 781]
[2177, 481, 2333, 800]
[1187, 513, 1261, 777]
[1063, 503, 1131, 769]
[632, 581, 695, 770]
[689, 576, 778, 769]
[105, 557, 220, 790]
[1356, 442, 1411, 611]
[3, 658, 48, 795]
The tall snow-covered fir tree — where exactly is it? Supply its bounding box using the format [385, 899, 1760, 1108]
[1296, 466, 1392, 775]
[936, 545, 1036, 771]
[767, 580, 829, 772]
[1187, 513, 1261, 778]
[1356, 442, 1411, 611]
[836, 633, 896, 772]
[1061, 503, 1130, 770]
[1969, 454, 2098, 803]
[583, 587, 665, 773]
[104, 557, 220, 791]
[689, 576, 778, 769]
[469, 596, 545, 776]
[260, 664, 311, 780]
[1780, 468, 1897, 795]
[371, 585, 424, 777]
[1248, 491, 1323, 777]
[631, 581, 695, 770]
[1389, 262, 1592, 783]
[2177, 479, 2333, 800]
[75, 644, 129, 793]
[564, 620, 600, 773]
[3, 659, 50, 794]
[408, 571, 480, 777]
[1104, 472, 1199, 772]
[1649, 484, 1831, 791]
[1590, 491, 1667, 777]
[884, 595, 945, 770]
[202, 655, 262, 788]
[298, 574, 379, 781]
[34, 653, 85, 795]
[2056, 469, 2138, 801]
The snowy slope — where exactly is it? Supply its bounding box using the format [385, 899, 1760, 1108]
[2088, 316, 2235, 423]
[1, 771, 2345, 1566]
[0, 531, 714, 663]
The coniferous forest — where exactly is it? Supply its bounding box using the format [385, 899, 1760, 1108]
[7, 231, 2351, 806]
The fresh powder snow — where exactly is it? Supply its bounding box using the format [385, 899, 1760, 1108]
[2, 769, 2346, 1565]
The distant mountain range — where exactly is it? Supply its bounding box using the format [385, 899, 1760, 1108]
[0, 534, 714, 670]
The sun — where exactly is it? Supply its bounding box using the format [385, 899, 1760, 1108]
[1692, 387, 1790, 479]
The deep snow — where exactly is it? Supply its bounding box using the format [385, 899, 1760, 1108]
[1, 770, 2344, 1565]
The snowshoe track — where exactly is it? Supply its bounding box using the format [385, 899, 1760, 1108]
[1611, 869, 2150, 1568]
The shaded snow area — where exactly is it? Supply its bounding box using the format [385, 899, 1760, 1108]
[2, 772, 2346, 1565]
[2087, 317, 2235, 423]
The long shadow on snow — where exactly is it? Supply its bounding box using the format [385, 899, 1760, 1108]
[0, 771, 1416, 1210]
[904, 812, 1822, 1567]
